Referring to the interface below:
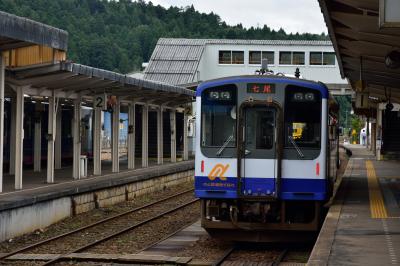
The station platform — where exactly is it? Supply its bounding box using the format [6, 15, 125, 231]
[1, 157, 180, 193]
[308, 144, 400, 266]
[0, 160, 194, 212]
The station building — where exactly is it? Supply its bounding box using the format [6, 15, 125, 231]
[0, 11, 194, 194]
[143, 38, 351, 95]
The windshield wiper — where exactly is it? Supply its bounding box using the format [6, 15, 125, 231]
[216, 135, 234, 156]
[288, 136, 305, 158]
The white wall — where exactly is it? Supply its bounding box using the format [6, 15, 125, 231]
[197, 44, 346, 85]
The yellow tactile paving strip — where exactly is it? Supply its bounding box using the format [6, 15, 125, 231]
[366, 160, 388, 219]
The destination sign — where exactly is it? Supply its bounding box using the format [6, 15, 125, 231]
[247, 83, 276, 94]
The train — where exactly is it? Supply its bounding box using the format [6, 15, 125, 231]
[194, 74, 339, 242]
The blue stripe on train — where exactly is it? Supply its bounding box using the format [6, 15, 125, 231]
[194, 176, 327, 200]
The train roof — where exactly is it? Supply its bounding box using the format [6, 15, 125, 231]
[195, 75, 330, 99]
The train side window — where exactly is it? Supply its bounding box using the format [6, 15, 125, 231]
[200, 84, 237, 158]
[284, 86, 322, 154]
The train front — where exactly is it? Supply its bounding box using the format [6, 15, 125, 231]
[194, 76, 331, 242]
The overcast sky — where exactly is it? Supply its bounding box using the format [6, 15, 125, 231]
[145, 0, 328, 34]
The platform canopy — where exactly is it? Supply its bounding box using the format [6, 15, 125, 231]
[6, 61, 194, 106]
[0, 10, 68, 51]
[319, 0, 400, 103]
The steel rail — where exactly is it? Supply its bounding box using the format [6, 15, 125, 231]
[0, 188, 194, 261]
[271, 248, 288, 266]
[212, 246, 236, 266]
[42, 198, 199, 265]
[212, 246, 288, 266]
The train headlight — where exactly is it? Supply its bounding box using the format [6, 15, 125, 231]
[305, 93, 315, 101]
[293, 93, 304, 101]
[209, 91, 220, 99]
[220, 91, 231, 100]
[209, 91, 231, 100]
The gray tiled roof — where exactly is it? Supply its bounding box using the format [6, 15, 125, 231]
[144, 38, 332, 85]
[0, 10, 68, 51]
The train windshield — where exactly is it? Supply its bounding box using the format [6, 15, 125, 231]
[201, 85, 237, 150]
[284, 86, 321, 150]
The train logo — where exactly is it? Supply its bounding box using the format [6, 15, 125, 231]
[208, 164, 229, 181]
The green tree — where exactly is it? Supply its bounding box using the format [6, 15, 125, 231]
[0, 0, 330, 73]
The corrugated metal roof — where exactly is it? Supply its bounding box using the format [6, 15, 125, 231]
[144, 38, 332, 85]
[144, 38, 205, 85]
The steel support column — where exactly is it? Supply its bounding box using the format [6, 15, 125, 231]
[0, 56, 4, 192]
[47, 95, 57, 183]
[93, 103, 102, 175]
[142, 104, 149, 168]
[112, 98, 120, 173]
[157, 106, 163, 165]
[15, 86, 24, 190]
[376, 108, 383, 161]
[366, 117, 370, 150]
[183, 112, 189, 161]
[55, 107, 62, 169]
[127, 102, 135, 169]
[33, 103, 41, 172]
[72, 98, 81, 179]
[9, 97, 16, 175]
[170, 110, 176, 163]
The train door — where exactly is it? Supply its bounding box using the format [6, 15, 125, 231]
[239, 104, 279, 198]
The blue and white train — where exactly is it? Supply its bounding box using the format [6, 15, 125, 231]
[194, 75, 339, 241]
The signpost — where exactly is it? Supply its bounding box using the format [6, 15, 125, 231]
[95, 93, 107, 111]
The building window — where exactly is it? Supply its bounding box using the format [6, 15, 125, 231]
[279, 51, 292, 64]
[292, 52, 305, 65]
[249, 51, 261, 64]
[310, 52, 323, 65]
[262, 51, 274, 65]
[323, 52, 335, 65]
[279, 51, 305, 65]
[232, 51, 244, 64]
[249, 51, 275, 65]
[219, 50, 231, 64]
[309, 52, 336, 65]
[219, 50, 244, 64]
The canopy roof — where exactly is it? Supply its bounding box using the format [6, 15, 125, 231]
[6, 61, 194, 106]
[0, 10, 68, 51]
[319, 0, 400, 103]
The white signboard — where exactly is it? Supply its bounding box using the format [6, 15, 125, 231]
[94, 94, 107, 111]
[380, 0, 400, 27]
[355, 92, 369, 109]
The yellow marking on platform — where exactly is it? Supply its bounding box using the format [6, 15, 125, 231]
[366, 160, 388, 219]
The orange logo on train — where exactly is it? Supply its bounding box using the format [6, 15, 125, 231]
[208, 164, 230, 181]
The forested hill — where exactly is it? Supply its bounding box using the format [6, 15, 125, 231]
[0, 0, 329, 73]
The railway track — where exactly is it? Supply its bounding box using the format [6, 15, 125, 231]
[0, 188, 198, 265]
[213, 245, 289, 266]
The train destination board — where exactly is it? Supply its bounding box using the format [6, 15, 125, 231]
[247, 83, 276, 94]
